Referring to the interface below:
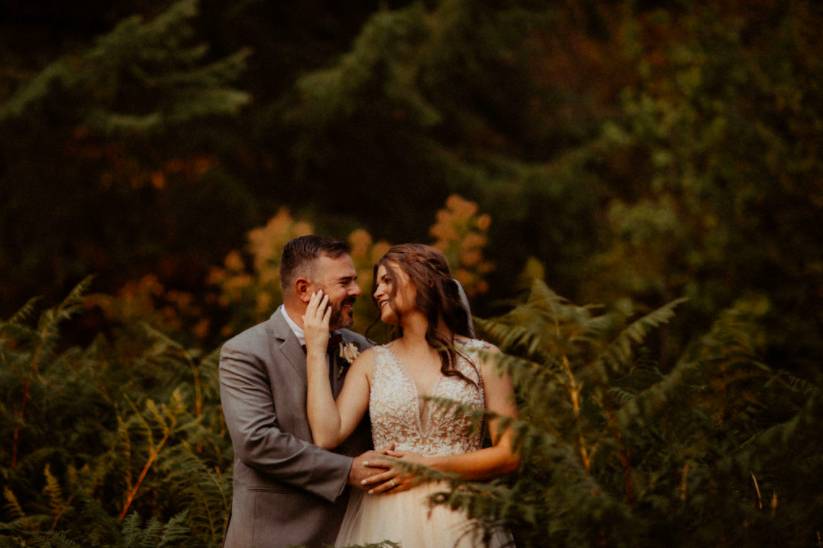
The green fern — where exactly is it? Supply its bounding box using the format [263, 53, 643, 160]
[0, 284, 232, 546]
[3, 487, 25, 520]
[43, 464, 70, 529]
[2, 271, 820, 547]
[593, 297, 687, 375]
[432, 282, 821, 546]
[6, 297, 43, 327]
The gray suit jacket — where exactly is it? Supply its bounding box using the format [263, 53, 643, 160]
[219, 309, 372, 548]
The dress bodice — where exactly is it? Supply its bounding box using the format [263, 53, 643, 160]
[369, 340, 487, 456]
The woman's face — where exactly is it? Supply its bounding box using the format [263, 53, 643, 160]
[373, 262, 416, 324]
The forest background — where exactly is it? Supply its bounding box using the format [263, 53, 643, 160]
[0, 1, 821, 546]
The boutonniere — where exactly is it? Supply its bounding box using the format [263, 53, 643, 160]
[338, 341, 360, 364]
[337, 341, 359, 381]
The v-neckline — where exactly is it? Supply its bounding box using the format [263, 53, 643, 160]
[383, 345, 446, 434]
[383, 344, 445, 400]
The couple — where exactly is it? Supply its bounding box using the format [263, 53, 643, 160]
[219, 236, 518, 547]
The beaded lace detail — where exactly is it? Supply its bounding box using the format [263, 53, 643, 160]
[369, 340, 487, 456]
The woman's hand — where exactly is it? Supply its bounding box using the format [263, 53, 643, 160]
[361, 449, 431, 495]
[303, 290, 331, 356]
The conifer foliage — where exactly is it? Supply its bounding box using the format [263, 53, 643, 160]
[0, 0, 250, 134]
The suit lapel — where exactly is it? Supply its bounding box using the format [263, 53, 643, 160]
[329, 337, 342, 396]
[268, 309, 342, 393]
[267, 309, 307, 385]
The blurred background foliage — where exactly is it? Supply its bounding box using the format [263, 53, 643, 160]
[1, 0, 821, 545]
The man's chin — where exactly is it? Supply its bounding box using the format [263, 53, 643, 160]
[332, 310, 355, 330]
[338, 314, 354, 329]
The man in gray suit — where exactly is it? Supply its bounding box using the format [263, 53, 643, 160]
[219, 235, 389, 547]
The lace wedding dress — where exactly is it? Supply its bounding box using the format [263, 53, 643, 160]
[335, 340, 513, 547]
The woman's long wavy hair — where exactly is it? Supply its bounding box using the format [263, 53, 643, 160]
[371, 244, 476, 384]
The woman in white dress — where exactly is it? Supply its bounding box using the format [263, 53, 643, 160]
[303, 243, 519, 547]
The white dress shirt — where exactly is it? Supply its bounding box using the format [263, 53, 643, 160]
[276, 305, 305, 347]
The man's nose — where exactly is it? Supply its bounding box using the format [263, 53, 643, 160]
[350, 282, 362, 297]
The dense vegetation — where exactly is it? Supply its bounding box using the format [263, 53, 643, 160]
[1, 0, 821, 546]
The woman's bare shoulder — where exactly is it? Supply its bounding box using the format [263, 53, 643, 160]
[349, 345, 382, 377]
[455, 336, 500, 353]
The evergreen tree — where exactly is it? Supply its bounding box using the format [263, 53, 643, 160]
[0, 0, 254, 311]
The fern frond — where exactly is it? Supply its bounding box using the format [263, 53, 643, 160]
[61, 276, 94, 314]
[615, 357, 701, 429]
[74, 494, 119, 545]
[475, 317, 545, 358]
[31, 530, 84, 547]
[198, 349, 221, 401]
[736, 393, 823, 468]
[526, 278, 571, 313]
[145, 399, 169, 432]
[0, 514, 51, 535]
[0, 321, 38, 345]
[476, 349, 564, 391]
[768, 372, 820, 397]
[155, 436, 232, 543]
[7, 296, 43, 326]
[43, 464, 70, 527]
[120, 512, 142, 545]
[608, 385, 637, 404]
[126, 396, 158, 452]
[595, 297, 687, 374]
[574, 311, 621, 344]
[76, 459, 109, 498]
[3, 486, 26, 519]
[117, 414, 134, 491]
[140, 322, 192, 363]
[157, 511, 190, 547]
[141, 516, 165, 546]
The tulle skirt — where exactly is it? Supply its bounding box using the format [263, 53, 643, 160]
[335, 482, 513, 547]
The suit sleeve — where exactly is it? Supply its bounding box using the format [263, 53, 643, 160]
[219, 342, 352, 502]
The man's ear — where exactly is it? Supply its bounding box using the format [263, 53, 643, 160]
[295, 278, 311, 303]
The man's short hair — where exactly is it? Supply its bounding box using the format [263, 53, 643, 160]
[280, 235, 350, 292]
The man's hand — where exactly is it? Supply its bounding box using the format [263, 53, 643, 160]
[360, 449, 428, 495]
[348, 446, 395, 489]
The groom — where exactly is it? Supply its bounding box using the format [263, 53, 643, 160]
[219, 235, 387, 547]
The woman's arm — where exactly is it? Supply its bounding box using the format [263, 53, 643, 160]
[427, 345, 520, 478]
[219, 340, 353, 502]
[364, 344, 520, 493]
[304, 291, 373, 449]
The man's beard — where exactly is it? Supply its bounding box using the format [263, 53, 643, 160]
[329, 296, 357, 329]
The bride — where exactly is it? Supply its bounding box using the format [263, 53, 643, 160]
[303, 243, 519, 547]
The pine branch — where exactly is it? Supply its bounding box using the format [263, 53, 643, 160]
[0, 0, 250, 134]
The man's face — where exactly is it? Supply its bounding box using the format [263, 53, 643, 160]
[309, 253, 361, 329]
